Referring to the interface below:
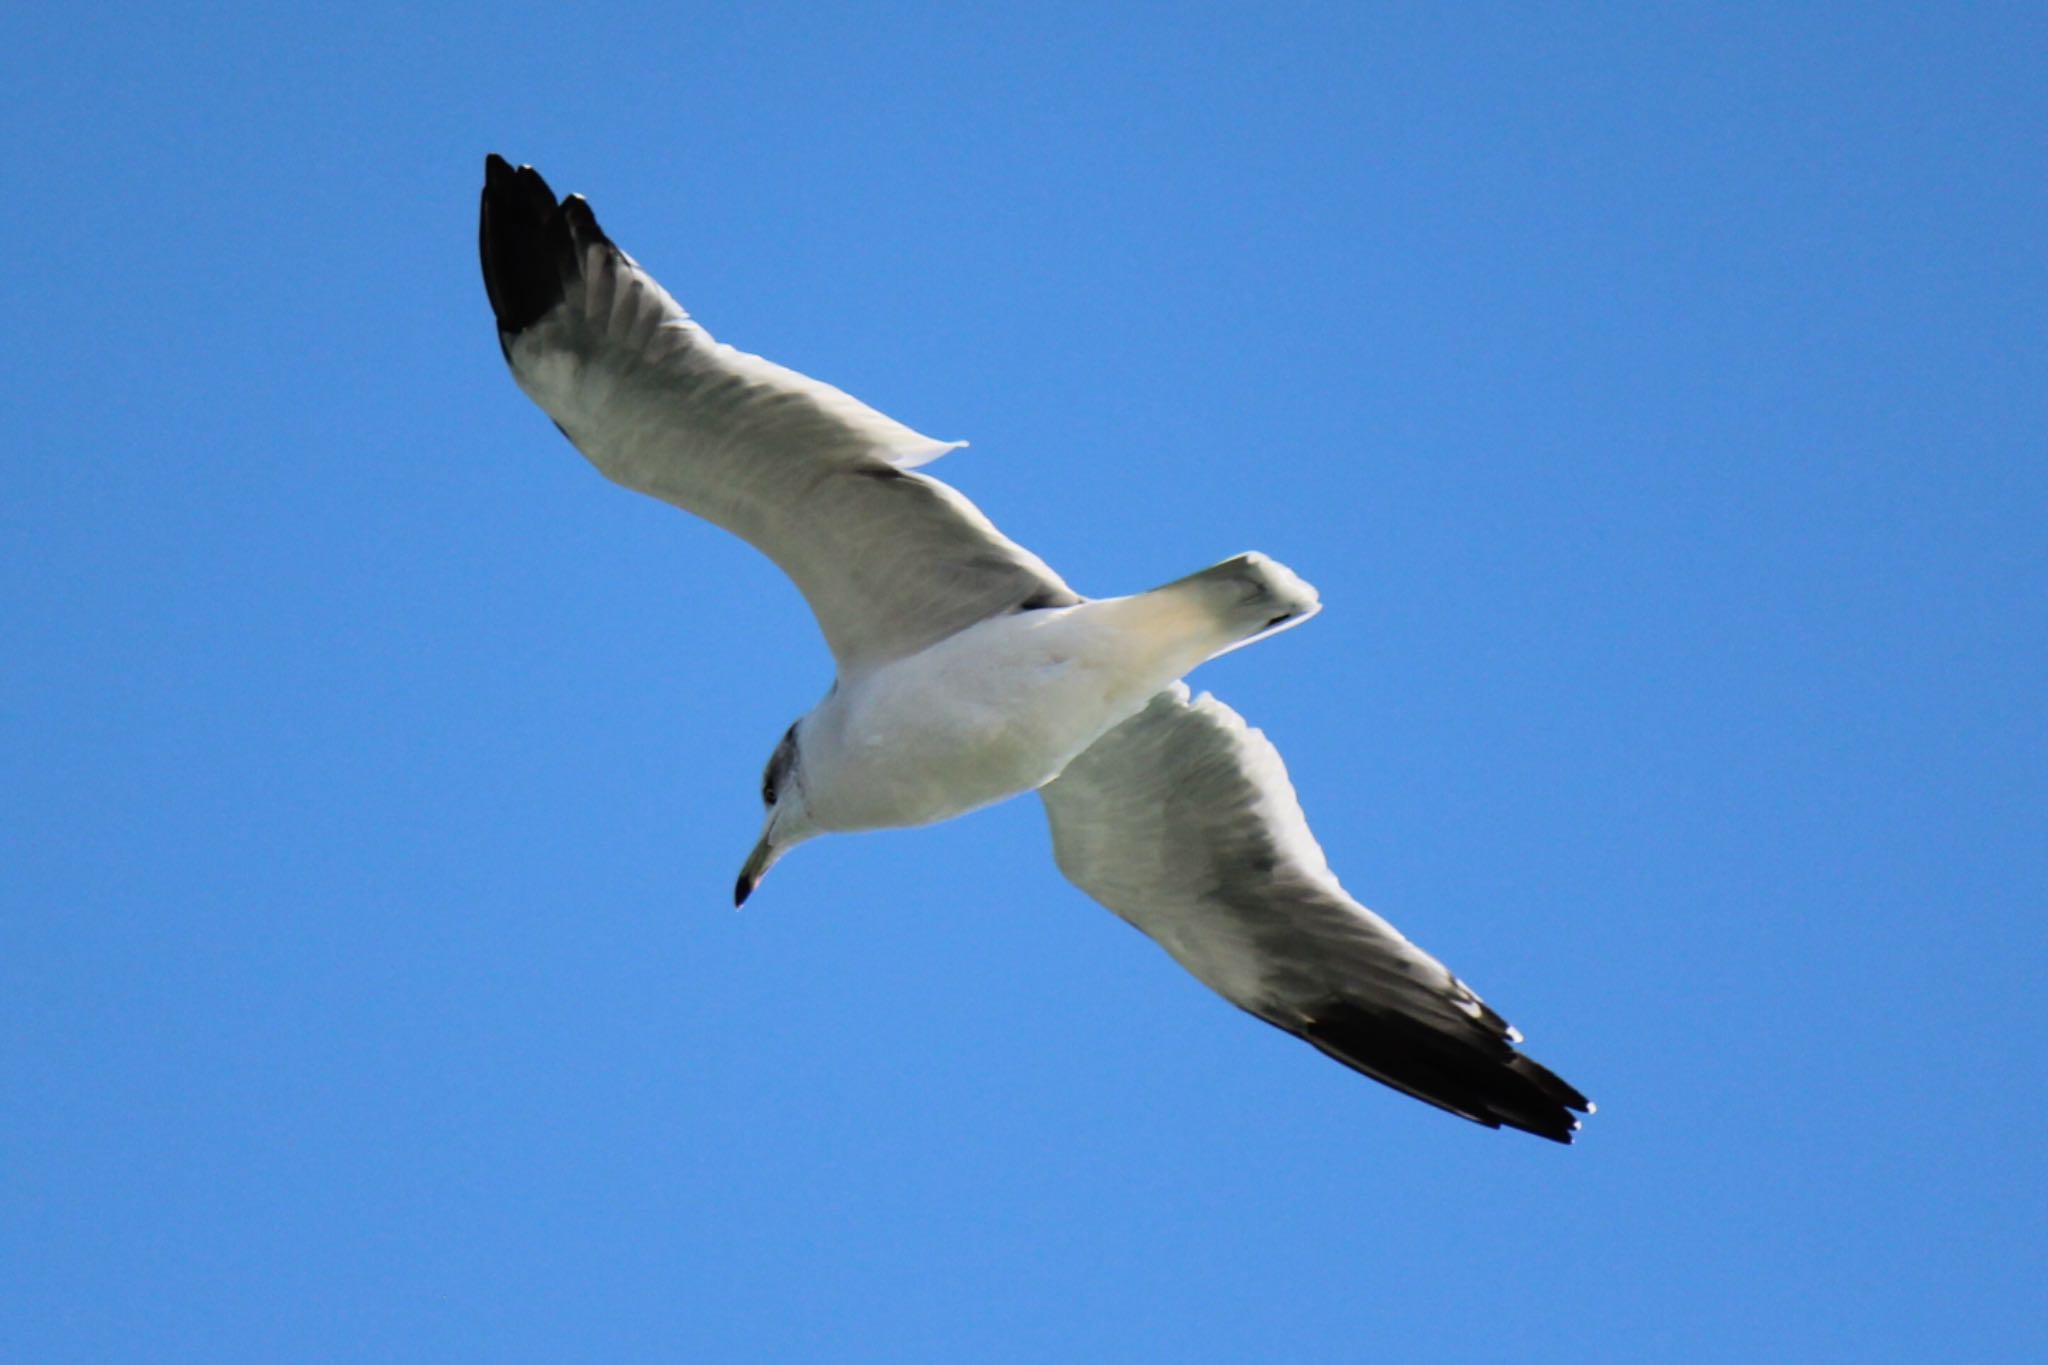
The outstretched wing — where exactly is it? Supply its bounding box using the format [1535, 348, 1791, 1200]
[479, 155, 1078, 672]
[1040, 685, 1591, 1142]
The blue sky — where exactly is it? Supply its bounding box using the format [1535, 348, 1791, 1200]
[4, 2, 2044, 1360]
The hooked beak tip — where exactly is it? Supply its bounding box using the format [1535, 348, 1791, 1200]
[735, 831, 780, 908]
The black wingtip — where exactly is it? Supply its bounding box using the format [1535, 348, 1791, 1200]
[478, 155, 615, 339]
[1294, 1002, 1592, 1144]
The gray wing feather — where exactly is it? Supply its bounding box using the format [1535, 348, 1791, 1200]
[1040, 685, 1591, 1141]
[481, 158, 1077, 671]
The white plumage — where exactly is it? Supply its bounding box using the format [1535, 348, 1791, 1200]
[480, 155, 1590, 1141]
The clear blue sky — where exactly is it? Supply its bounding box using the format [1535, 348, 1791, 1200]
[5, 3, 2043, 1360]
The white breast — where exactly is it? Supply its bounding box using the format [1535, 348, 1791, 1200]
[797, 599, 1224, 833]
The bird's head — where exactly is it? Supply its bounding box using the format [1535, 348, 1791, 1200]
[734, 721, 819, 906]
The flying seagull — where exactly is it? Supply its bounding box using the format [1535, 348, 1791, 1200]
[479, 155, 1592, 1142]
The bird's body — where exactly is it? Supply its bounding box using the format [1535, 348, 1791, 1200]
[802, 557, 1318, 831]
[479, 154, 1593, 1142]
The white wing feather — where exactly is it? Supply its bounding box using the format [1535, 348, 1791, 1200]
[1041, 685, 1590, 1140]
[482, 159, 1076, 672]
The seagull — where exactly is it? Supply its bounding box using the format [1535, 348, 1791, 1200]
[479, 155, 1593, 1142]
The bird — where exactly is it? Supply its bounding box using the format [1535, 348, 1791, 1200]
[479, 154, 1592, 1142]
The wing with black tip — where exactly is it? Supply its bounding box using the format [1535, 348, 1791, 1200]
[480, 155, 1077, 672]
[1042, 685, 1592, 1142]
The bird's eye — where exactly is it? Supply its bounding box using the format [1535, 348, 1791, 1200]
[763, 779, 778, 806]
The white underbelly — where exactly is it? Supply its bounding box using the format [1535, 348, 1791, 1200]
[803, 605, 1188, 832]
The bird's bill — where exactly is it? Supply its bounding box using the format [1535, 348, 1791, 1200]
[734, 834, 778, 907]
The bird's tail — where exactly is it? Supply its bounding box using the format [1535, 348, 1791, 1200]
[1146, 552, 1322, 661]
